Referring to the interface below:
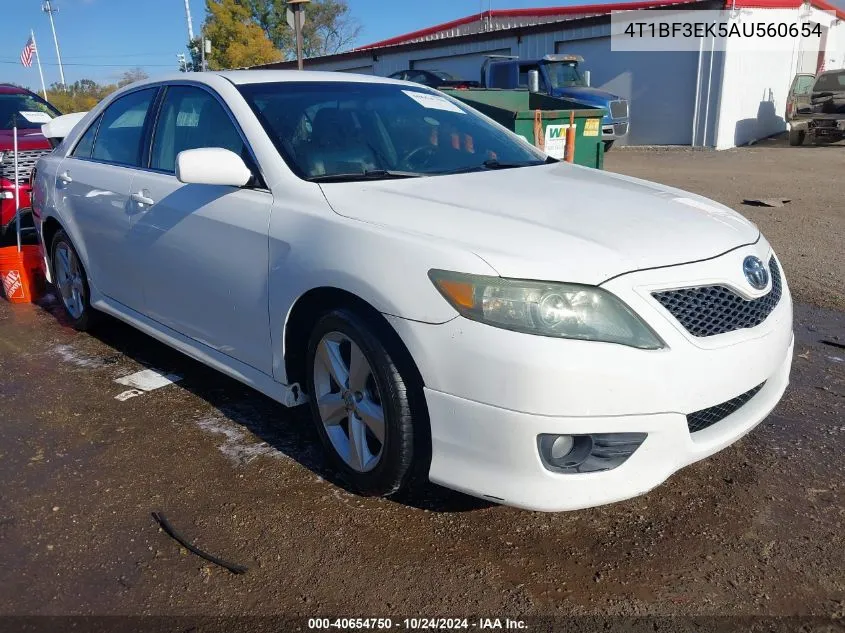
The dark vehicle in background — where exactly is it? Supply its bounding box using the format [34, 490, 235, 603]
[786, 69, 845, 146]
[0, 84, 61, 238]
[481, 54, 629, 150]
[388, 69, 481, 89]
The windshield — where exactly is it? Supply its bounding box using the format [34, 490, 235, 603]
[545, 62, 587, 89]
[238, 81, 546, 180]
[0, 92, 61, 130]
[432, 71, 455, 80]
[813, 70, 845, 93]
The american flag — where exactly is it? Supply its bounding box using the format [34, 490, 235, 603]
[20, 37, 36, 68]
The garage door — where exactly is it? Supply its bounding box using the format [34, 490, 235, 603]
[412, 49, 511, 83]
[557, 38, 699, 145]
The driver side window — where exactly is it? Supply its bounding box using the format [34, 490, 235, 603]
[151, 86, 246, 173]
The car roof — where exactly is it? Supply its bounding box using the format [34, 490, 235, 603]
[0, 83, 34, 95]
[145, 70, 412, 87]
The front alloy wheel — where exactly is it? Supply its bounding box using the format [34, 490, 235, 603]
[312, 332, 385, 473]
[305, 309, 425, 497]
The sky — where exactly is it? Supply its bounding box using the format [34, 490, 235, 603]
[1, 0, 636, 90]
[2, 0, 843, 90]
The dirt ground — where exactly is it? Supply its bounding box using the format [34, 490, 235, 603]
[1, 141, 844, 630]
[605, 134, 845, 312]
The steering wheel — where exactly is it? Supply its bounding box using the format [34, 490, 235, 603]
[401, 145, 438, 171]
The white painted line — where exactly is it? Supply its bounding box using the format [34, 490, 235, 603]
[115, 369, 182, 392]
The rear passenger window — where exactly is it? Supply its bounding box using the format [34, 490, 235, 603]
[91, 88, 156, 167]
[151, 86, 245, 173]
[72, 116, 100, 158]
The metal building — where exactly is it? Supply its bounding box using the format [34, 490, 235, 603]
[254, 0, 845, 149]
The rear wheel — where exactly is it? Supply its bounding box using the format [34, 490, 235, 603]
[51, 230, 95, 331]
[788, 128, 805, 146]
[305, 309, 424, 497]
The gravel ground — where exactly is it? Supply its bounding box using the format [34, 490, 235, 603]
[605, 134, 845, 311]
[0, 143, 843, 630]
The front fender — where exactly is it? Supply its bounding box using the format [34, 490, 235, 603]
[267, 207, 497, 382]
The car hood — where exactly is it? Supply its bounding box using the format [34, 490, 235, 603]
[320, 163, 759, 285]
[0, 128, 52, 151]
[551, 86, 620, 104]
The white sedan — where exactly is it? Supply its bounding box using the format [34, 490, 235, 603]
[32, 71, 793, 511]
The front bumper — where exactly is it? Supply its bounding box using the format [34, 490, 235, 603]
[602, 121, 629, 140]
[386, 242, 793, 511]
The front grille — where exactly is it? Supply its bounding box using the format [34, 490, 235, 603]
[687, 382, 765, 433]
[652, 257, 782, 337]
[614, 122, 629, 136]
[609, 100, 629, 119]
[0, 149, 50, 185]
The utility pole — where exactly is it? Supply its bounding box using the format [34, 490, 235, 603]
[42, 1, 65, 87]
[200, 26, 210, 71]
[183, 0, 195, 42]
[31, 30, 48, 100]
[288, 0, 310, 70]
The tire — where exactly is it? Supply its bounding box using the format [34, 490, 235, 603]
[305, 308, 425, 497]
[788, 128, 805, 146]
[603, 140, 615, 152]
[51, 229, 95, 331]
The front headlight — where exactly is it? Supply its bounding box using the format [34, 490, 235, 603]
[429, 270, 664, 350]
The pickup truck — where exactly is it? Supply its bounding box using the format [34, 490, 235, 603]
[0, 84, 61, 240]
[481, 54, 629, 150]
[786, 69, 845, 146]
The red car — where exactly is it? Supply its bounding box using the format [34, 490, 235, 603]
[0, 83, 61, 236]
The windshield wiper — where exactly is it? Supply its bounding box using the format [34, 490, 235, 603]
[441, 157, 553, 175]
[306, 169, 425, 183]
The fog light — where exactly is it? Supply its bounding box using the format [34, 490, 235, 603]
[550, 435, 574, 459]
[538, 432, 647, 474]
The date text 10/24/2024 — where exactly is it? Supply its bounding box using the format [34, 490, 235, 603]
[308, 618, 528, 630]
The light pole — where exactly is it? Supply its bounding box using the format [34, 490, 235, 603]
[42, 0, 65, 86]
[183, 0, 195, 42]
[288, 0, 310, 70]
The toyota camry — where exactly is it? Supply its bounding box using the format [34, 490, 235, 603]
[32, 71, 793, 511]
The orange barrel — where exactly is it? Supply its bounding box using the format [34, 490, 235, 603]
[0, 244, 46, 304]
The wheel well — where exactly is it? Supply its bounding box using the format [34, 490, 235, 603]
[284, 287, 424, 393]
[41, 217, 62, 251]
[285, 287, 432, 484]
[41, 217, 62, 270]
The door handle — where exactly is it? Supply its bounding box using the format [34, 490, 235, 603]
[58, 171, 72, 184]
[130, 191, 155, 206]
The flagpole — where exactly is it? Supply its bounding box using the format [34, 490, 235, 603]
[31, 30, 48, 100]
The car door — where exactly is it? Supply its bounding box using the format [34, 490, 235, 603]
[786, 73, 815, 120]
[126, 84, 273, 374]
[55, 87, 158, 309]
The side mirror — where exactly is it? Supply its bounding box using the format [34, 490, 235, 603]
[176, 148, 252, 187]
[527, 69, 541, 93]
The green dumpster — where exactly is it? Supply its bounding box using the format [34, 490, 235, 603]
[442, 89, 606, 169]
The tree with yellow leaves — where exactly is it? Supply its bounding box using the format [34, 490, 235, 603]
[203, 0, 282, 70]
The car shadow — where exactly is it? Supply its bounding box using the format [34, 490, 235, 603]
[35, 293, 491, 513]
